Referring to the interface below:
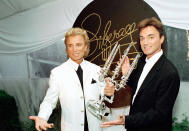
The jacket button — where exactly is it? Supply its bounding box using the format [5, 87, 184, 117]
[81, 110, 84, 112]
[81, 123, 84, 126]
[80, 96, 84, 99]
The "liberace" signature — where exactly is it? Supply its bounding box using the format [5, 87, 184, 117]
[81, 12, 139, 62]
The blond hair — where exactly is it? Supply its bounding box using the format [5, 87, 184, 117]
[64, 27, 90, 57]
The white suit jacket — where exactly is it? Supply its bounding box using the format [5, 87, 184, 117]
[38, 58, 103, 131]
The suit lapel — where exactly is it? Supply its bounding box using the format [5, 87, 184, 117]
[66, 60, 92, 90]
[131, 56, 146, 94]
[136, 55, 165, 95]
[66, 60, 82, 87]
[82, 62, 92, 87]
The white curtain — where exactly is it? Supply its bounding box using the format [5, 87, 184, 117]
[0, 0, 188, 54]
[144, 0, 189, 30]
[0, 0, 92, 54]
[0, 0, 53, 20]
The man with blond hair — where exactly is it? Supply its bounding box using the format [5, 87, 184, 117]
[30, 27, 114, 131]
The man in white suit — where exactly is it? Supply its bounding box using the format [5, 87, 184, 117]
[29, 27, 114, 131]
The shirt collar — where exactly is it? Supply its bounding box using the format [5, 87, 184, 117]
[68, 58, 85, 71]
[145, 49, 163, 64]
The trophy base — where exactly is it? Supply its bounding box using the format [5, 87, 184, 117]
[87, 100, 110, 120]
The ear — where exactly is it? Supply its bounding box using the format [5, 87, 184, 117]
[65, 45, 68, 53]
[84, 44, 88, 51]
[160, 35, 165, 45]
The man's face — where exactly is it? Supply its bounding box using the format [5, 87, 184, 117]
[139, 26, 164, 59]
[65, 35, 87, 64]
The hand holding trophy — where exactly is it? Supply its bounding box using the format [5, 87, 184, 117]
[87, 42, 140, 120]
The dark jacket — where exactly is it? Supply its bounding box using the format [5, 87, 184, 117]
[125, 55, 180, 131]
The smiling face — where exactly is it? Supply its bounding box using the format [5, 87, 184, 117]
[139, 26, 164, 59]
[65, 35, 88, 64]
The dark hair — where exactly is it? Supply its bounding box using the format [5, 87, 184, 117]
[138, 17, 164, 37]
[137, 17, 167, 53]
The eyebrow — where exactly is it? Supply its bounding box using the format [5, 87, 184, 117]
[140, 34, 155, 37]
[148, 34, 155, 36]
[66, 43, 72, 46]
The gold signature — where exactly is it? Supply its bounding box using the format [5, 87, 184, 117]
[81, 12, 140, 63]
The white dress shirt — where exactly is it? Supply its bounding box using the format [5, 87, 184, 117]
[132, 50, 163, 104]
[69, 58, 85, 72]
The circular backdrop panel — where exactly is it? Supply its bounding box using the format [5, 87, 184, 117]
[73, 0, 160, 107]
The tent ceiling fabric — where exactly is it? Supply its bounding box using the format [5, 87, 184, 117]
[0, 0, 188, 27]
[0, 0, 54, 20]
[0, 0, 92, 54]
[144, 0, 189, 30]
[0, 0, 188, 54]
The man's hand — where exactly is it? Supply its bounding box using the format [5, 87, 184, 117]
[121, 56, 130, 75]
[29, 116, 54, 131]
[101, 114, 125, 128]
[104, 78, 115, 96]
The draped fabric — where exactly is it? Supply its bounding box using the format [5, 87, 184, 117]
[0, 0, 92, 54]
[144, 0, 189, 30]
[0, 0, 189, 54]
[0, 0, 53, 20]
[0, 78, 49, 128]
